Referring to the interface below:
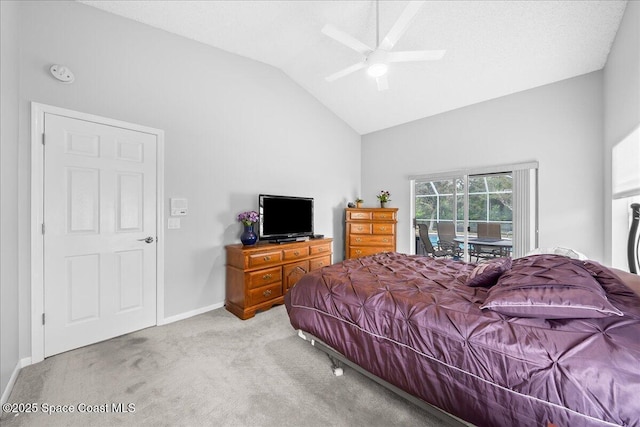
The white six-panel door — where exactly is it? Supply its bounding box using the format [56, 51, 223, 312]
[43, 113, 157, 357]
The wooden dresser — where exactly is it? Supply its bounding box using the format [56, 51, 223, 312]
[345, 208, 398, 259]
[225, 238, 333, 319]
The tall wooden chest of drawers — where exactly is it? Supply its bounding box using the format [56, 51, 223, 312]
[225, 238, 332, 319]
[345, 208, 398, 259]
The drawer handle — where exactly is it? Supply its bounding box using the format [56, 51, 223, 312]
[263, 256, 271, 261]
[383, 238, 389, 243]
[317, 247, 324, 252]
[355, 238, 362, 242]
[262, 273, 272, 280]
[317, 262, 324, 266]
[294, 251, 300, 256]
[357, 226, 363, 231]
[263, 289, 272, 297]
[380, 227, 387, 231]
[355, 250, 362, 254]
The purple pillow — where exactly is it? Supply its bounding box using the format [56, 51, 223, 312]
[466, 257, 512, 287]
[480, 254, 623, 319]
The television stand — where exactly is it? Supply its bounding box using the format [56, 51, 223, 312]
[225, 238, 333, 319]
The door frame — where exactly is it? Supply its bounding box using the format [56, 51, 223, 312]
[30, 102, 165, 363]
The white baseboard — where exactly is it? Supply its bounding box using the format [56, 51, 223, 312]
[159, 302, 224, 325]
[1, 357, 32, 405]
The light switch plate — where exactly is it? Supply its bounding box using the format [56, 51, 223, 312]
[170, 198, 188, 216]
[168, 218, 181, 229]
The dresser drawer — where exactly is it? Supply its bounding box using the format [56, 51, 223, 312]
[310, 243, 331, 256]
[373, 211, 396, 220]
[310, 255, 331, 271]
[373, 223, 395, 235]
[347, 210, 372, 220]
[350, 235, 394, 246]
[349, 223, 373, 234]
[283, 246, 309, 261]
[248, 282, 283, 306]
[247, 250, 283, 269]
[247, 266, 282, 289]
[349, 246, 388, 259]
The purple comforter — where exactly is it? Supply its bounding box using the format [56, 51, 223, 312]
[285, 252, 640, 427]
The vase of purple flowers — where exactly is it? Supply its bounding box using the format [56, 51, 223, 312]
[237, 210, 259, 246]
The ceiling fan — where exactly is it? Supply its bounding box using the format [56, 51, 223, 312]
[322, 0, 445, 91]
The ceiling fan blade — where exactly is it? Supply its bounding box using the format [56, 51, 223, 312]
[388, 50, 446, 62]
[326, 62, 366, 82]
[376, 74, 389, 91]
[379, 0, 426, 51]
[321, 24, 373, 56]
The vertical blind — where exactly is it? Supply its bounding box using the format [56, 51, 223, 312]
[512, 168, 538, 258]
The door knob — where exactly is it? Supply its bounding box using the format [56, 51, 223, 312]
[138, 237, 154, 244]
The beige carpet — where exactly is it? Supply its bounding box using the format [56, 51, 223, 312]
[1, 305, 446, 426]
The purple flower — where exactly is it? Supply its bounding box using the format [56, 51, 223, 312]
[237, 210, 259, 226]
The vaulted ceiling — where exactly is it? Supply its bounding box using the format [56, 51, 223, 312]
[79, 0, 628, 135]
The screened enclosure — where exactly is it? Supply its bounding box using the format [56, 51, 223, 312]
[412, 164, 537, 261]
[415, 173, 513, 238]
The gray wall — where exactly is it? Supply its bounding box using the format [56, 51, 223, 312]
[362, 71, 604, 261]
[1, 0, 21, 400]
[604, 0, 640, 269]
[10, 0, 360, 364]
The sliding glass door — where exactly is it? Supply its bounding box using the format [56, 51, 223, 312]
[412, 164, 536, 262]
[467, 173, 513, 239]
[414, 176, 465, 257]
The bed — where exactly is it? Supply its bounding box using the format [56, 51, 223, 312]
[284, 252, 640, 427]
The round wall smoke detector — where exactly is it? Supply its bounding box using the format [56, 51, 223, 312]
[50, 64, 75, 83]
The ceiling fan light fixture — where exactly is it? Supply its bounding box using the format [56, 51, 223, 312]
[322, 1, 443, 90]
[366, 49, 389, 77]
[367, 62, 388, 78]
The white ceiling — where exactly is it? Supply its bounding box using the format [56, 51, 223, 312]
[78, 0, 628, 135]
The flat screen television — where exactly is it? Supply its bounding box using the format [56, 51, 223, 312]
[259, 194, 314, 242]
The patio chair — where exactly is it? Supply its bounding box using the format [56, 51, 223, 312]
[436, 222, 462, 258]
[418, 224, 448, 258]
[472, 223, 503, 261]
[478, 223, 501, 239]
